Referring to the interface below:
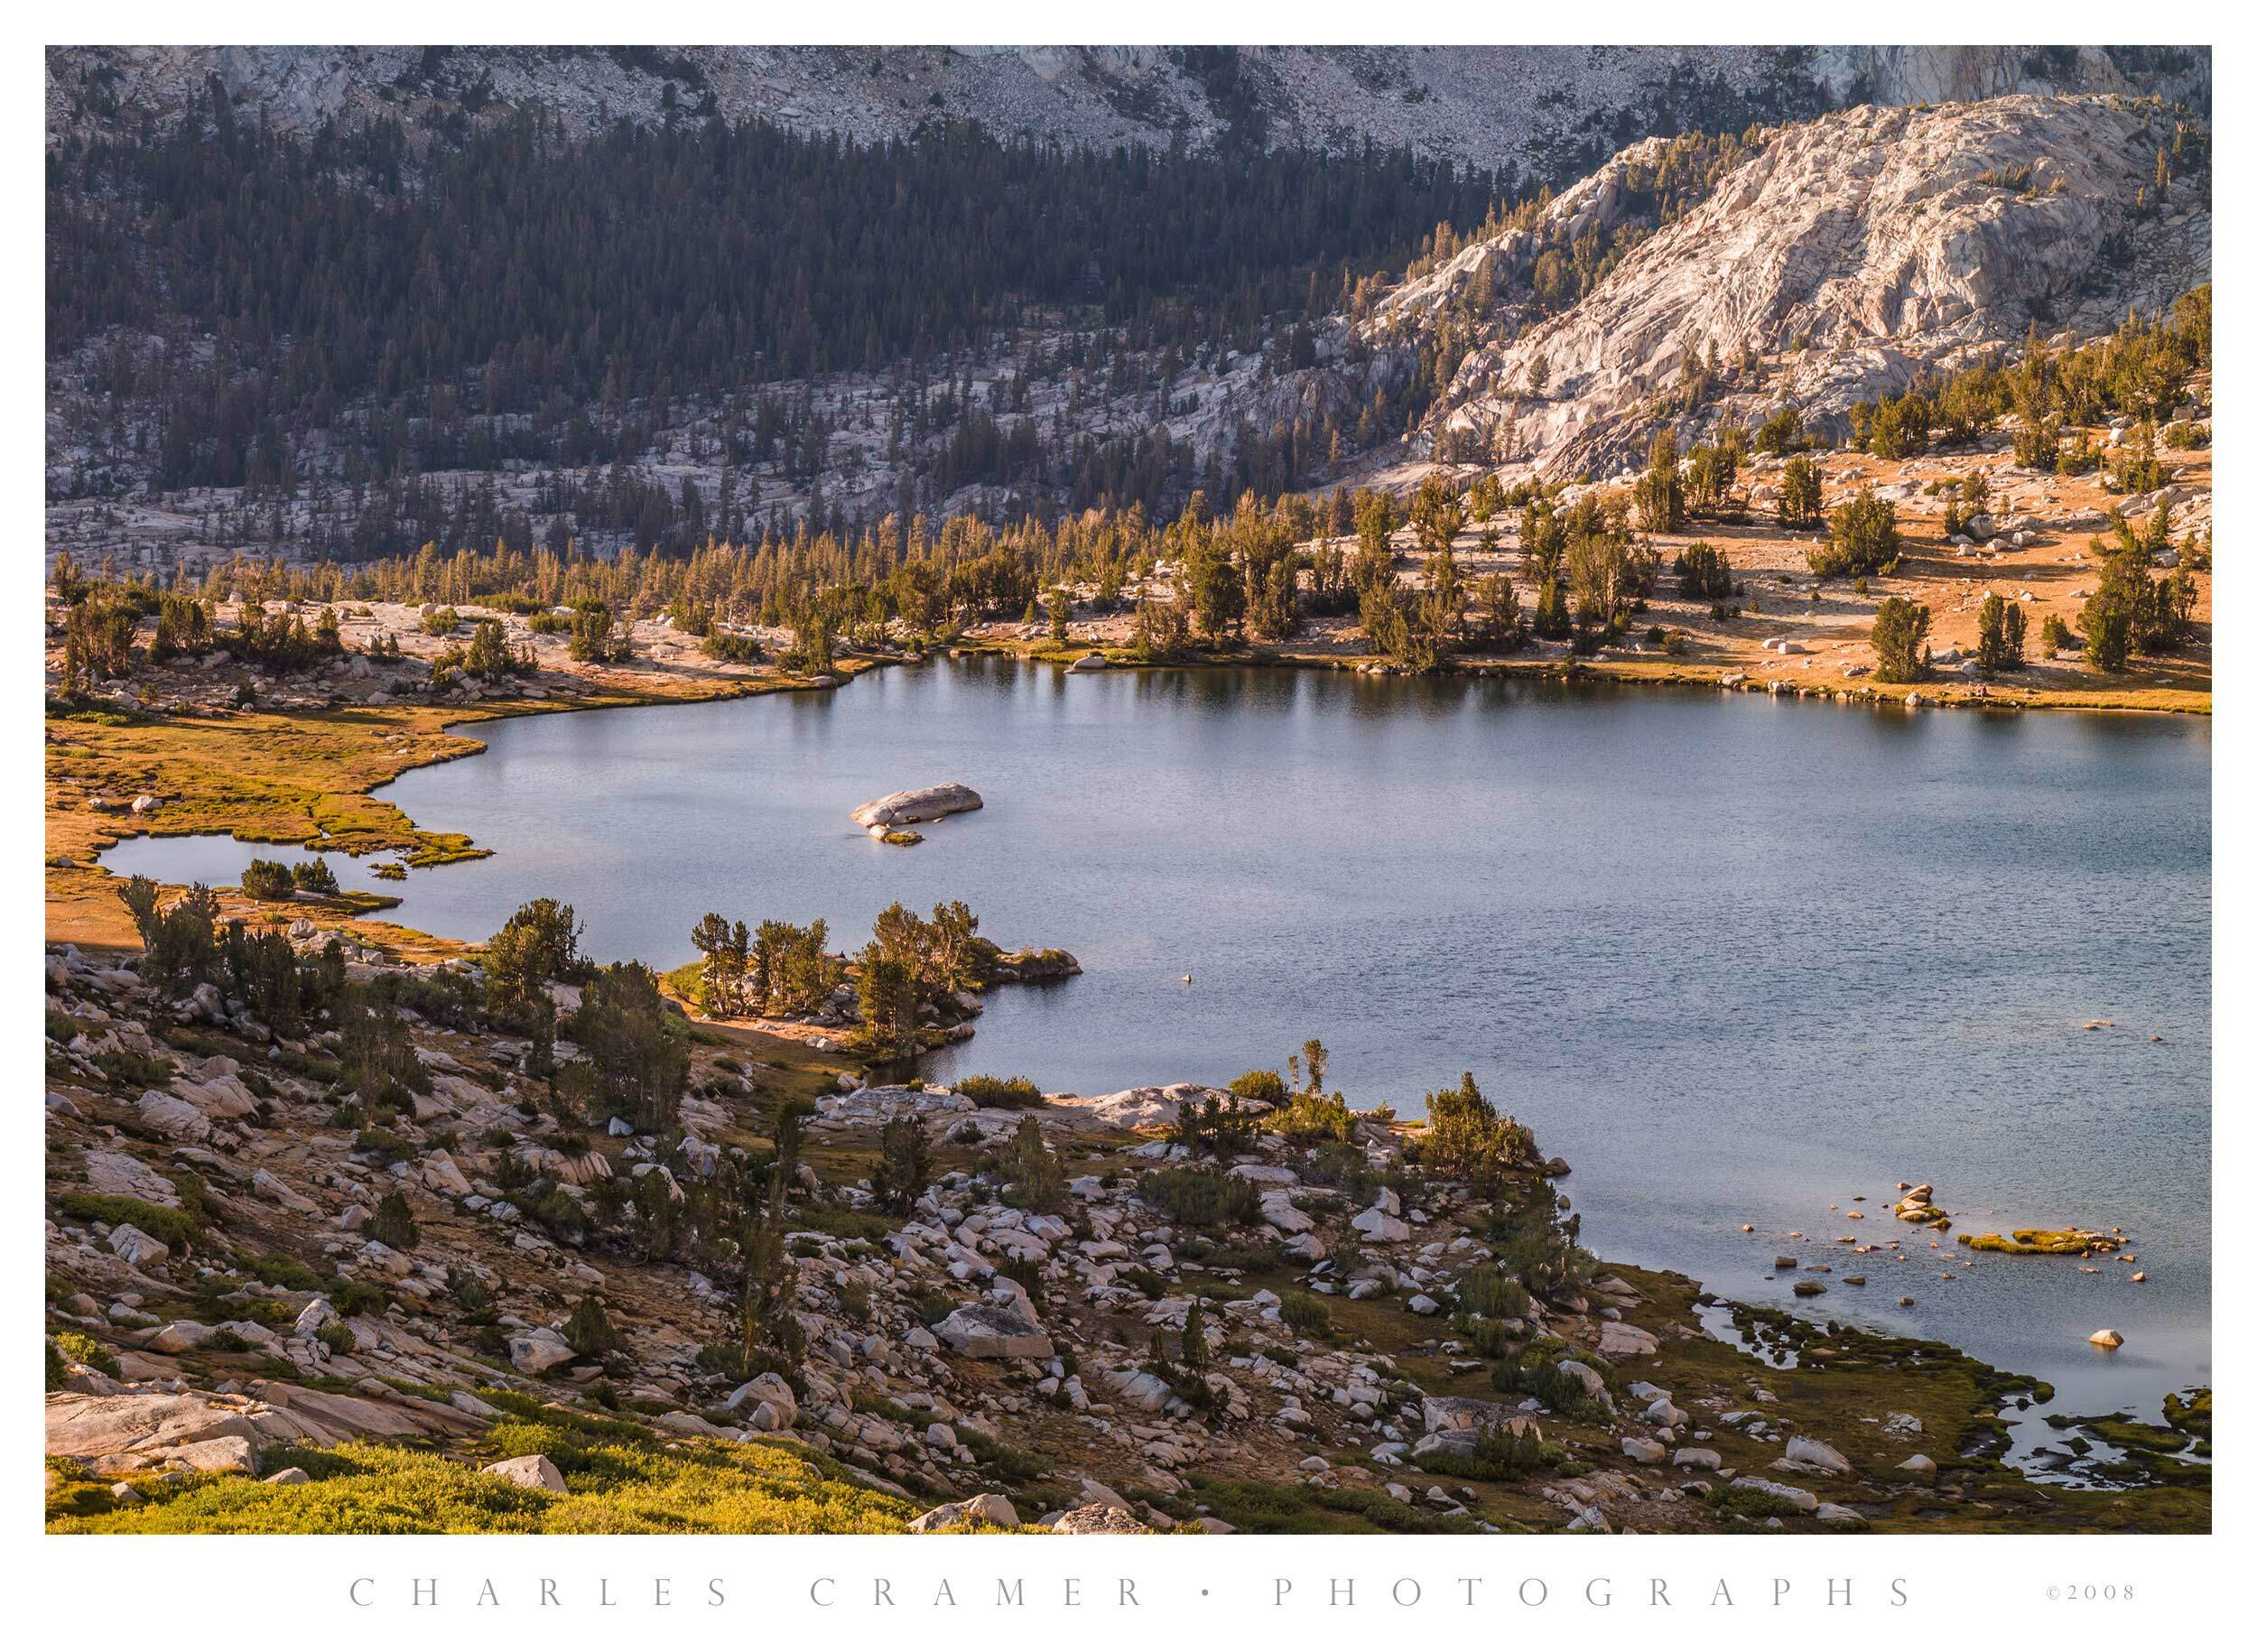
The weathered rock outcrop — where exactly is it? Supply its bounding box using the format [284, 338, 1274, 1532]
[44, 1379, 473, 1478]
[45, 1391, 268, 1477]
[47, 47, 2207, 175]
[933, 1301, 1054, 1360]
[1418, 97, 2210, 479]
[1059, 1083, 1259, 1131]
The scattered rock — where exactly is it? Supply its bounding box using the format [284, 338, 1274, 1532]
[106, 1224, 172, 1268]
[1049, 1503, 1152, 1534]
[910, 1492, 1020, 1532]
[1732, 1475, 1819, 1513]
[933, 1302, 1054, 1360]
[1783, 1435, 1852, 1476]
[483, 1453, 568, 1493]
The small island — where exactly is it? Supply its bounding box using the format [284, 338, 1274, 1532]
[850, 783, 984, 841]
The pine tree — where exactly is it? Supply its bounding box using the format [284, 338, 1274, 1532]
[1870, 598, 1932, 683]
[1778, 456, 1824, 527]
[1004, 1116, 1065, 1214]
[564, 1294, 617, 1357]
[365, 1191, 419, 1250]
[871, 1117, 933, 1216]
[1634, 431, 1685, 533]
[1182, 1296, 1209, 1373]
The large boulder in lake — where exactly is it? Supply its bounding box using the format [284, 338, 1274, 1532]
[850, 783, 982, 831]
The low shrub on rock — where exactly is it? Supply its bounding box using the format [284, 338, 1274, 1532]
[952, 1074, 1043, 1109]
[1138, 1165, 1260, 1230]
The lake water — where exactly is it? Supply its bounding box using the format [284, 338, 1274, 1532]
[104, 658, 2212, 1461]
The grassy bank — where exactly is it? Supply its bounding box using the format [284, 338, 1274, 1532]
[43, 664, 872, 951]
[47, 1398, 915, 1535]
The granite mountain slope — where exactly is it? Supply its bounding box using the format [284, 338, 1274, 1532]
[1385, 96, 2210, 481]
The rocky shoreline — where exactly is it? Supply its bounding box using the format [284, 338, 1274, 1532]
[43, 932, 2208, 1534]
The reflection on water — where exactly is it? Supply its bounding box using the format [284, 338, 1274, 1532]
[101, 661, 2210, 1434]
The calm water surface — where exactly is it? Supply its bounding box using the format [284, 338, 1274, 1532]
[106, 660, 2211, 1456]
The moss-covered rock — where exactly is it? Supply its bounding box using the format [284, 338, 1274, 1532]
[1959, 1228, 2122, 1255]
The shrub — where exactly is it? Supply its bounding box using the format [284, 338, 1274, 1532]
[352, 1129, 415, 1167]
[1167, 1092, 1261, 1156]
[1413, 1420, 1552, 1481]
[1277, 1292, 1333, 1336]
[1453, 1268, 1530, 1322]
[790, 1206, 890, 1243]
[1227, 1068, 1289, 1105]
[2040, 614, 2074, 658]
[1299, 1140, 1385, 1203]
[1116, 1266, 1169, 1300]
[240, 858, 299, 901]
[1416, 1072, 1536, 1192]
[563, 1295, 617, 1358]
[1777, 456, 1824, 526]
[951, 1074, 1043, 1109]
[1673, 541, 1734, 599]
[1974, 595, 2027, 674]
[51, 1330, 120, 1380]
[1138, 1166, 1260, 1230]
[364, 1190, 420, 1249]
[330, 1277, 388, 1317]
[93, 1048, 176, 1088]
[1711, 1483, 1807, 1520]
[292, 858, 339, 896]
[1491, 1345, 1610, 1416]
[1870, 597, 1932, 683]
[1002, 1116, 1065, 1214]
[957, 1425, 1050, 1484]
[520, 1182, 590, 1242]
[246, 1251, 324, 1292]
[45, 1412, 917, 1533]
[447, 1267, 494, 1313]
[1269, 1091, 1356, 1145]
[1456, 1314, 1519, 1358]
[54, 1192, 200, 1250]
[701, 630, 765, 664]
[1808, 488, 1899, 579]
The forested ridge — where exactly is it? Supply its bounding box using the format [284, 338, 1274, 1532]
[49, 81, 1502, 497]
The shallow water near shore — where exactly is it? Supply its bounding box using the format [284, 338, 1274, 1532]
[104, 658, 2211, 1464]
